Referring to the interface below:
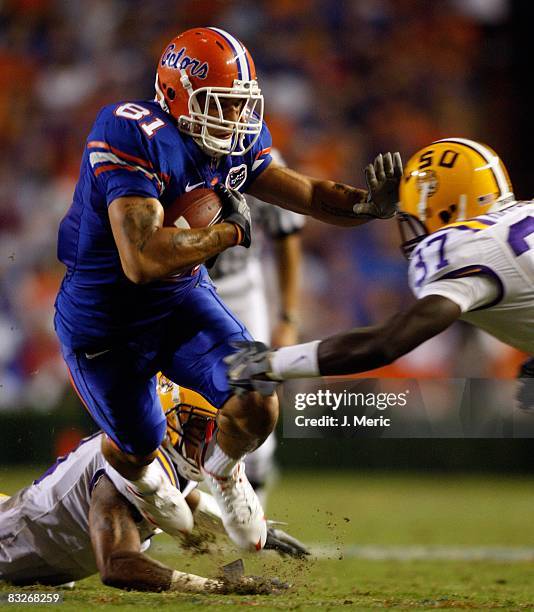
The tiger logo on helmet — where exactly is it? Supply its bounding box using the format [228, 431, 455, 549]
[155, 27, 263, 157]
[157, 374, 218, 482]
[398, 138, 515, 257]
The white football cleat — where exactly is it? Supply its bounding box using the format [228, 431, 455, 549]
[202, 462, 267, 551]
[127, 478, 194, 537]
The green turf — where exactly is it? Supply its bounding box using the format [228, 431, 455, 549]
[2, 468, 534, 610]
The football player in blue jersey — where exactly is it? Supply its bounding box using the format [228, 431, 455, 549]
[54, 26, 401, 552]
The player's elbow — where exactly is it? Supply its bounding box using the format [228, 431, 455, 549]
[124, 267, 151, 285]
[121, 259, 155, 285]
[116, 243, 160, 284]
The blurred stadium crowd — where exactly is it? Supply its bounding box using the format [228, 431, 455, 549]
[0, 0, 523, 413]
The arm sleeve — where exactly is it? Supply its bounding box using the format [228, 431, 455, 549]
[417, 275, 500, 312]
[88, 112, 165, 205]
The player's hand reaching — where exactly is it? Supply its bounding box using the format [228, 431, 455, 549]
[215, 183, 252, 248]
[224, 341, 280, 396]
[353, 152, 403, 219]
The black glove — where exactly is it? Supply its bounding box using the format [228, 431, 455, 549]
[214, 183, 252, 248]
[265, 524, 310, 558]
[517, 357, 534, 411]
[223, 341, 280, 397]
[353, 152, 403, 219]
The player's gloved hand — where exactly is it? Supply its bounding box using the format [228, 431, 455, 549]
[265, 523, 310, 558]
[215, 183, 252, 248]
[224, 341, 280, 397]
[353, 152, 403, 219]
[516, 357, 534, 411]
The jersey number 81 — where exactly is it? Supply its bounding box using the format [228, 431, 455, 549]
[114, 103, 165, 138]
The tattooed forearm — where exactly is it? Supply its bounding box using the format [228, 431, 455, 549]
[333, 183, 367, 200]
[109, 196, 238, 283]
[169, 224, 230, 259]
[318, 201, 360, 219]
[310, 181, 369, 226]
[122, 201, 161, 253]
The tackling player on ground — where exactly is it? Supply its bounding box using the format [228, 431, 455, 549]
[226, 138, 534, 394]
[0, 388, 307, 590]
[54, 25, 401, 551]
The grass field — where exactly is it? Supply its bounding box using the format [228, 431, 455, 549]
[2, 468, 534, 609]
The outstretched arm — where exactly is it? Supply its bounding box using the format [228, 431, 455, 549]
[89, 474, 218, 592]
[248, 153, 402, 227]
[89, 475, 308, 593]
[317, 295, 461, 375]
[226, 295, 461, 392]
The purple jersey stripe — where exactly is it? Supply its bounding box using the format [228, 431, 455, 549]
[438, 264, 505, 310]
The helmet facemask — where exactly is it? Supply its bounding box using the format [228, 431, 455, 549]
[177, 74, 264, 157]
[163, 402, 216, 482]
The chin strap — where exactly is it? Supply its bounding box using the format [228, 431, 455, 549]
[179, 68, 194, 98]
[154, 74, 169, 113]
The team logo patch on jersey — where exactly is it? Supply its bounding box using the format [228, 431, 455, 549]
[226, 164, 247, 190]
[416, 169, 439, 197]
[161, 44, 209, 79]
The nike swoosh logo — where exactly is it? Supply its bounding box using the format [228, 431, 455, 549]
[252, 159, 264, 171]
[185, 181, 205, 192]
[85, 349, 111, 360]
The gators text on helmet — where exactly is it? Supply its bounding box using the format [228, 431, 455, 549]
[155, 27, 263, 157]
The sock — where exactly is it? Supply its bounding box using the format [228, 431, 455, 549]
[203, 442, 238, 478]
[130, 460, 165, 494]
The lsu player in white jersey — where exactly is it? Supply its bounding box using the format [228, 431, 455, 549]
[209, 149, 305, 505]
[0, 385, 307, 590]
[225, 138, 534, 395]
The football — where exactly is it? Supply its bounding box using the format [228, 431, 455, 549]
[163, 187, 223, 229]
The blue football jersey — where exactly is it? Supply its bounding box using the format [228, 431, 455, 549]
[55, 100, 273, 350]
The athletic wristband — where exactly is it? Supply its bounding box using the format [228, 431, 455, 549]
[269, 340, 321, 380]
